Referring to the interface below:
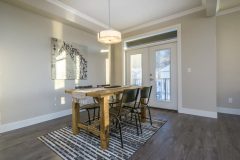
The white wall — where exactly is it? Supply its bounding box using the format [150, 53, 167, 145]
[112, 11, 217, 113]
[217, 11, 240, 109]
[0, 1, 107, 125]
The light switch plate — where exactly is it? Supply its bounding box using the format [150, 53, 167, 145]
[0, 112, 2, 125]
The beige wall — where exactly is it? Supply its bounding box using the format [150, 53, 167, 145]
[112, 11, 217, 112]
[0, 2, 107, 124]
[217, 11, 240, 108]
[110, 44, 123, 85]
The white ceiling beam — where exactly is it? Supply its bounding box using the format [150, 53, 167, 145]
[4, 0, 108, 33]
[206, 0, 218, 16]
[46, 0, 108, 29]
[216, 0, 221, 12]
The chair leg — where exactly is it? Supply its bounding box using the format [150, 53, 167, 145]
[147, 106, 152, 126]
[98, 108, 100, 119]
[93, 108, 96, 121]
[87, 109, 91, 125]
[137, 112, 142, 134]
[134, 113, 139, 136]
[115, 119, 119, 129]
[118, 120, 123, 148]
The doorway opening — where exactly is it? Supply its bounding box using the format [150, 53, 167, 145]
[123, 25, 182, 111]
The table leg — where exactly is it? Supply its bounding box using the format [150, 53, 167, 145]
[72, 99, 80, 135]
[140, 99, 147, 122]
[99, 96, 110, 149]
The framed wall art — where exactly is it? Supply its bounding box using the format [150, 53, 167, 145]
[51, 38, 88, 80]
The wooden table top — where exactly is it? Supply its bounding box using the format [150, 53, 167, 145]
[65, 85, 141, 97]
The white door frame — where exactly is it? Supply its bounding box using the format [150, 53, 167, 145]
[122, 24, 183, 112]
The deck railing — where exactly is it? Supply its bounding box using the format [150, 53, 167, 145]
[131, 78, 170, 101]
[156, 78, 170, 101]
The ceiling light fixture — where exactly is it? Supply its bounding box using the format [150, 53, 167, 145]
[100, 49, 109, 53]
[97, 0, 121, 44]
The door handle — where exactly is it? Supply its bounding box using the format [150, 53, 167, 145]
[150, 78, 154, 81]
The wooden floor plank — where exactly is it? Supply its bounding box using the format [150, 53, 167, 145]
[1, 109, 240, 160]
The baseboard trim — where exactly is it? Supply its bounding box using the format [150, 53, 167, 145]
[150, 105, 178, 111]
[0, 109, 73, 133]
[218, 107, 240, 115]
[178, 107, 218, 118]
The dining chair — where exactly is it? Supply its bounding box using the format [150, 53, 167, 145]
[75, 85, 100, 125]
[123, 86, 153, 127]
[109, 88, 140, 148]
[97, 84, 122, 108]
[137, 86, 153, 125]
[96, 84, 110, 88]
[105, 85, 122, 107]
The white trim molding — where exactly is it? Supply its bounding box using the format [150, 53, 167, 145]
[0, 109, 72, 133]
[178, 107, 218, 118]
[218, 107, 240, 116]
[122, 6, 204, 34]
[150, 106, 178, 111]
[176, 25, 183, 113]
[46, 0, 108, 29]
[217, 6, 240, 16]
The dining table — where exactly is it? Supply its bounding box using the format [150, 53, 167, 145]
[65, 85, 147, 150]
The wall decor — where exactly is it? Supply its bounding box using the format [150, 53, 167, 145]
[51, 38, 88, 80]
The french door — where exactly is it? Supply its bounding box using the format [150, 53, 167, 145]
[126, 42, 177, 110]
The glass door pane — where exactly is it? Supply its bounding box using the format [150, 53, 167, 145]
[155, 49, 171, 101]
[130, 54, 142, 85]
[149, 42, 177, 110]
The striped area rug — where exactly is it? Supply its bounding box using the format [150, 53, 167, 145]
[38, 119, 166, 160]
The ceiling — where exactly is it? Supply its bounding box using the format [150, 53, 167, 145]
[58, 0, 202, 30]
[3, 0, 240, 34]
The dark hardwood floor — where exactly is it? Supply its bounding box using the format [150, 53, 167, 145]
[1, 109, 240, 160]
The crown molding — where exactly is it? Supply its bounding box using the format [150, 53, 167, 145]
[46, 0, 108, 29]
[122, 6, 205, 34]
[6, 0, 208, 34]
[217, 5, 240, 16]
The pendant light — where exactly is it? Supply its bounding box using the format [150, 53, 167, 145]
[97, 0, 121, 44]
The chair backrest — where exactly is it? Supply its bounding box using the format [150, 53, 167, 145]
[75, 85, 93, 89]
[140, 86, 152, 105]
[121, 88, 139, 104]
[115, 88, 139, 116]
[104, 85, 121, 88]
[97, 84, 110, 88]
